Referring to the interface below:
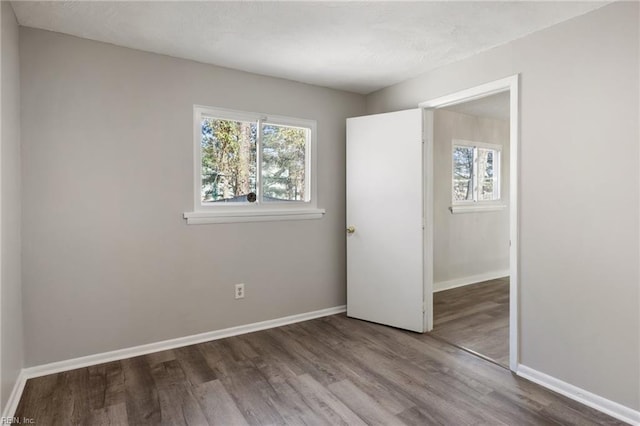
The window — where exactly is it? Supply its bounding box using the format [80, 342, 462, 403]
[451, 139, 503, 213]
[184, 106, 324, 224]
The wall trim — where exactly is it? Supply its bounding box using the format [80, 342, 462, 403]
[517, 365, 640, 425]
[3, 305, 346, 418]
[434, 269, 509, 292]
[5, 311, 638, 425]
[420, 74, 520, 372]
[1, 370, 27, 420]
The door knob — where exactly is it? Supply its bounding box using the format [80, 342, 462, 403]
[346, 226, 356, 234]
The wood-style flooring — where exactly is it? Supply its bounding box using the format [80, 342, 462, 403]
[432, 278, 510, 367]
[15, 313, 622, 425]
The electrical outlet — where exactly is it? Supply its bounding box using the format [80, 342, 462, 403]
[235, 283, 245, 299]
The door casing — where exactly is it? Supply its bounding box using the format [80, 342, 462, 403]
[419, 75, 520, 371]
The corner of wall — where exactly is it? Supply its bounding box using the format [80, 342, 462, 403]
[1, 0, 25, 414]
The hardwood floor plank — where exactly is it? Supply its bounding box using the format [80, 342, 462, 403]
[149, 359, 188, 389]
[15, 313, 625, 425]
[218, 365, 286, 425]
[343, 341, 504, 425]
[396, 405, 442, 425]
[275, 317, 417, 415]
[88, 361, 125, 409]
[193, 380, 249, 426]
[121, 356, 161, 424]
[226, 334, 260, 360]
[173, 344, 218, 386]
[144, 349, 176, 367]
[238, 331, 307, 379]
[287, 374, 367, 426]
[300, 317, 348, 348]
[288, 326, 416, 415]
[542, 400, 624, 426]
[266, 380, 332, 426]
[327, 379, 405, 426]
[336, 315, 599, 421]
[14, 374, 59, 425]
[156, 382, 209, 425]
[197, 339, 255, 379]
[431, 278, 510, 367]
[253, 357, 299, 385]
[51, 368, 92, 425]
[477, 390, 564, 426]
[267, 326, 347, 386]
[330, 316, 536, 420]
[86, 402, 128, 426]
[434, 302, 499, 326]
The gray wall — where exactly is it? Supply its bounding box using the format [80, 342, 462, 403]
[1, 1, 24, 410]
[368, 2, 639, 410]
[433, 110, 509, 287]
[20, 27, 365, 366]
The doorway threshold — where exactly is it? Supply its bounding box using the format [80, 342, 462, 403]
[427, 332, 509, 371]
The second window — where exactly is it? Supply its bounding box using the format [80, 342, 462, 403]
[452, 139, 501, 204]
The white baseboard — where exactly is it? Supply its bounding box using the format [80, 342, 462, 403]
[1, 370, 27, 420]
[2, 305, 346, 418]
[434, 269, 509, 292]
[8, 307, 637, 426]
[517, 365, 640, 425]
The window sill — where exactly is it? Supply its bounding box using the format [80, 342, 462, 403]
[183, 208, 326, 224]
[449, 204, 506, 214]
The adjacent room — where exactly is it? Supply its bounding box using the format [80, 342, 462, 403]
[1, 1, 638, 425]
[431, 92, 511, 367]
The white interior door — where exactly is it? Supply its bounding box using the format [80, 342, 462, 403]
[346, 109, 424, 332]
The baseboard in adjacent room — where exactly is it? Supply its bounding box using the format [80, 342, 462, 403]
[517, 365, 640, 425]
[2, 305, 346, 418]
[434, 269, 509, 292]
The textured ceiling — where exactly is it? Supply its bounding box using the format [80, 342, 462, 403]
[11, 1, 608, 94]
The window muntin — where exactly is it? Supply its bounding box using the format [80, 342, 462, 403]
[194, 106, 316, 212]
[452, 140, 501, 204]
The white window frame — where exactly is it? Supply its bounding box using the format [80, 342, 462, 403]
[450, 139, 505, 214]
[184, 106, 324, 224]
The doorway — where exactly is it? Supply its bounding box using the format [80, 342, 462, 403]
[420, 75, 519, 371]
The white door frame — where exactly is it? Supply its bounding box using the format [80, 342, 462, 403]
[419, 74, 520, 371]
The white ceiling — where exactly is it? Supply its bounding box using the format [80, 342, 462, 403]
[445, 91, 510, 121]
[11, 1, 608, 94]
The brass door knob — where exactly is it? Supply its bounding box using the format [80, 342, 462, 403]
[346, 226, 356, 234]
